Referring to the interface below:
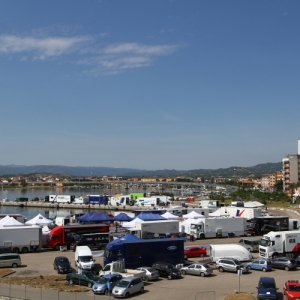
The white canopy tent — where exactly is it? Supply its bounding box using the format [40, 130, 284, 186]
[25, 214, 53, 226]
[182, 211, 205, 219]
[0, 215, 24, 227]
[161, 211, 179, 220]
[121, 217, 143, 228]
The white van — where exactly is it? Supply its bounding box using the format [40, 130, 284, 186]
[210, 244, 252, 262]
[74, 246, 94, 270]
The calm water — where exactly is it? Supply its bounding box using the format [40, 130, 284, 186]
[0, 186, 169, 220]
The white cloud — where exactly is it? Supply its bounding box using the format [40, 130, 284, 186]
[0, 34, 92, 59]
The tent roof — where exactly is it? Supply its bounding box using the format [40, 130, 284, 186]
[161, 211, 179, 220]
[136, 213, 166, 221]
[182, 211, 205, 219]
[114, 212, 133, 221]
[0, 216, 24, 227]
[77, 212, 113, 222]
[25, 214, 53, 226]
[122, 217, 143, 228]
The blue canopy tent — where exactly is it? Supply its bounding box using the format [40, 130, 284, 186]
[77, 212, 114, 223]
[136, 213, 166, 221]
[120, 233, 141, 241]
[114, 212, 133, 222]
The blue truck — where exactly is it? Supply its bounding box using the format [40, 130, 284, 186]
[104, 236, 185, 269]
[87, 195, 109, 205]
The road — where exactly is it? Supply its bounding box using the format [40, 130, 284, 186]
[3, 208, 300, 300]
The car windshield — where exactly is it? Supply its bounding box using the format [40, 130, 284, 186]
[259, 283, 275, 290]
[58, 258, 69, 263]
[259, 238, 270, 247]
[184, 247, 190, 250]
[232, 259, 242, 265]
[145, 267, 156, 272]
[116, 280, 130, 288]
[82, 271, 95, 279]
[97, 277, 109, 284]
[79, 256, 93, 262]
[203, 264, 211, 269]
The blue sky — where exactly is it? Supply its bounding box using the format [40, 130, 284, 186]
[0, 0, 299, 170]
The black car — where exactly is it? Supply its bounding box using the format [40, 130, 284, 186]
[53, 256, 73, 274]
[270, 257, 297, 271]
[152, 261, 182, 280]
[66, 270, 101, 287]
[0, 247, 11, 254]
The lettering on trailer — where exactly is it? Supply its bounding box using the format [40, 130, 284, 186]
[167, 246, 177, 251]
[236, 209, 245, 217]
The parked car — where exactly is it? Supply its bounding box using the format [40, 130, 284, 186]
[135, 267, 159, 281]
[152, 261, 182, 280]
[246, 258, 272, 272]
[270, 257, 297, 271]
[257, 276, 278, 300]
[238, 237, 259, 252]
[112, 276, 144, 298]
[184, 245, 207, 259]
[182, 259, 195, 266]
[180, 263, 213, 277]
[216, 257, 250, 273]
[66, 270, 101, 287]
[92, 273, 123, 295]
[0, 253, 21, 268]
[0, 247, 11, 254]
[53, 256, 72, 274]
[294, 255, 300, 266]
[283, 280, 300, 300]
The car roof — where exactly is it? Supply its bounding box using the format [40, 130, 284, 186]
[103, 273, 122, 279]
[120, 276, 138, 281]
[259, 277, 276, 283]
[285, 280, 300, 287]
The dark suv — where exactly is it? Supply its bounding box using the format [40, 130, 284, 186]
[152, 261, 182, 280]
[257, 276, 278, 300]
[270, 257, 297, 271]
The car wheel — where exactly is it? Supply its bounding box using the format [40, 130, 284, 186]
[200, 272, 205, 277]
[200, 234, 205, 239]
[87, 282, 92, 288]
[262, 268, 267, 272]
[167, 274, 172, 280]
[69, 279, 73, 285]
[125, 292, 129, 298]
[140, 287, 144, 293]
[12, 263, 18, 268]
[284, 266, 290, 271]
[200, 254, 204, 257]
[104, 289, 109, 295]
[218, 267, 224, 272]
[184, 255, 187, 259]
[144, 276, 149, 282]
[181, 270, 186, 275]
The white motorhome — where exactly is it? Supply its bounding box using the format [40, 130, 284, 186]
[127, 220, 180, 238]
[151, 195, 173, 205]
[45, 195, 75, 204]
[220, 206, 262, 220]
[198, 200, 220, 209]
[110, 195, 133, 206]
[75, 246, 94, 270]
[210, 244, 252, 262]
[259, 230, 300, 258]
[0, 225, 42, 253]
[188, 217, 247, 239]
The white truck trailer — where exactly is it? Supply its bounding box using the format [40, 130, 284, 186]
[45, 195, 75, 204]
[127, 220, 180, 239]
[259, 230, 300, 258]
[220, 206, 262, 220]
[0, 225, 42, 253]
[188, 217, 247, 239]
[198, 200, 220, 209]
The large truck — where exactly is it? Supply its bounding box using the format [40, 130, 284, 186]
[220, 206, 262, 220]
[259, 230, 300, 258]
[136, 197, 172, 207]
[247, 216, 289, 236]
[127, 220, 180, 239]
[45, 195, 75, 204]
[70, 232, 110, 251]
[48, 224, 110, 250]
[104, 237, 185, 269]
[0, 225, 42, 253]
[86, 195, 109, 205]
[188, 217, 247, 239]
[198, 200, 220, 209]
[109, 194, 134, 206]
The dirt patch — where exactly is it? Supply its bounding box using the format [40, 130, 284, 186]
[223, 292, 254, 300]
[0, 269, 88, 292]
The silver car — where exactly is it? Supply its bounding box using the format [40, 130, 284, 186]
[216, 257, 250, 273]
[180, 263, 213, 277]
[136, 267, 159, 281]
[112, 276, 144, 298]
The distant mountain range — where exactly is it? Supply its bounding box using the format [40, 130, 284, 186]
[0, 162, 282, 178]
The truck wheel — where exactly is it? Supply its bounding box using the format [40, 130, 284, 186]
[22, 247, 28, 253]
[54, 245, 61, 251]
[200, 272, 205, 277]
[200, 254, 204, 257]
[12, 248, 19, 253]
[104, 289, 109, 296]
[200, 234, 205, 239]
[218, 267, 224, 272]
[284, 266, 290, 271]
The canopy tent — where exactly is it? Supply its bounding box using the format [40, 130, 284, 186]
[122, 217, 143, 228]
[208, 210, 230, 217]
[120, 233, 141, 241]
[161, 211, 179, 220]
[77, 212, 114, 223]
[25, 214, 53, 226]
[0, 215, 24, 227]
[244, 201, 265, 208]
[182, 211, 205, 219]
[136, 213, 166, 221]
[114, 212, 133, 222]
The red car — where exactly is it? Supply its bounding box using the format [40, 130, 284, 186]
[184, 246, 207, 259]
[283, 280, 300, 300]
